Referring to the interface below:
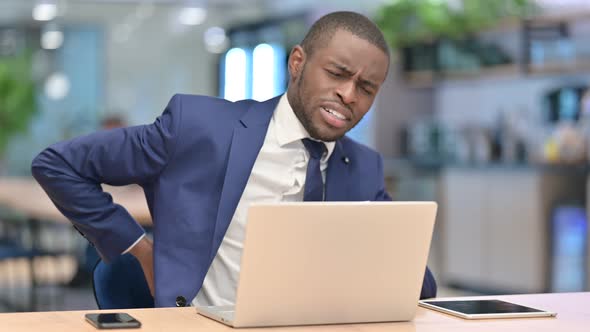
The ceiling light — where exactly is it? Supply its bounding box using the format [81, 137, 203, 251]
[45, 72, 70, 100]
[41, 30, 63, 50]
[204, 26, 228, 53]
[33, 3, 58, 21]
[179, 7, 207, 26]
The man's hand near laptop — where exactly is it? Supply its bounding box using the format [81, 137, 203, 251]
[129, 237, 155, 296]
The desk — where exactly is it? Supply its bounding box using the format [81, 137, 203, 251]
[0, 293, 587, 332]
[0, 177, 152, 225]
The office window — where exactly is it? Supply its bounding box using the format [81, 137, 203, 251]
[252, 43, 285, 101]
[219, 16, 303, 102]
[223, 47, 248, 102]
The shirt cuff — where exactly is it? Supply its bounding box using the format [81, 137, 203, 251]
[122, 233, 146, 254]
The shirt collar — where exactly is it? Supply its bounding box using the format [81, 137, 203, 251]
[273, 94, 335, 160]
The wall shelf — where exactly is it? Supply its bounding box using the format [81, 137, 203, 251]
[401, 11, 590, 87]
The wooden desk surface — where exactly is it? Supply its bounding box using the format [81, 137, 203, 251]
[0, 293, 587, 332]
[0, 177, 152, 226]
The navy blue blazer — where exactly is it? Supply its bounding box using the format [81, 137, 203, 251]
[32, 94, 436, 307]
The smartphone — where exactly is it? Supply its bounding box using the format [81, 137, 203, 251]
[85, 313, 142, 329]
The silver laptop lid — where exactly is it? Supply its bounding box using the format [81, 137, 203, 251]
[232, 201, 437, 327]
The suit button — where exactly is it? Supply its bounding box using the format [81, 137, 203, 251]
[175, 296, 187, 307]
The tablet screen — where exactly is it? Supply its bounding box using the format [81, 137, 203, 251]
[423, 300, 545, 315]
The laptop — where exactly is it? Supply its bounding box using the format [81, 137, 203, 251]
[195, 201, 437, 328]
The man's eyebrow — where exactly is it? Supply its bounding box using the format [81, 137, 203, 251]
[328, 62, 353, 76]
[359, 78, 377, 90]
[328, 61, 378, 89]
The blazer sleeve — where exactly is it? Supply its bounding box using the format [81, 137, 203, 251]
[372, 155, 438, 299]
[31, 94, 183, 262]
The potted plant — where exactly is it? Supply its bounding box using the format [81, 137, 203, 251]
[375, 0, 536, 49]
[0, 54, 37, 173]
[374, 0, 536, 73]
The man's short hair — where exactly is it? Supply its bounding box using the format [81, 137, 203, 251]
[300, 11, 390, 59]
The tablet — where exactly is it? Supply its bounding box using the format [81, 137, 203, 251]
[419, 299, 557, 319]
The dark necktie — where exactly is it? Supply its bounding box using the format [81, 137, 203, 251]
[302, 138, 326, 201]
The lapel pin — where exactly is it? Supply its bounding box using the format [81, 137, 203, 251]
[342, 156, 350, 164]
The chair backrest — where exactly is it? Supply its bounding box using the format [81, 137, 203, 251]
[92, 253, 154, 309]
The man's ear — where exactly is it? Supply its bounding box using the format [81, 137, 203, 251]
[288, 45, 305, 80]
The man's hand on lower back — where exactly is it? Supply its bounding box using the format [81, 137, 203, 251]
[129, 236, 155, 296]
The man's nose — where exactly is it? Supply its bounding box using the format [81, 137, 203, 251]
[336, 80, 357, 105]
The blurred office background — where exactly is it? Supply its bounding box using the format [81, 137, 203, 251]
[0, 0, 589, 312]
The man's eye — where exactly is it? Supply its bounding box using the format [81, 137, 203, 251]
[327, 70, 342, 77]
[361, 86, 373, 96]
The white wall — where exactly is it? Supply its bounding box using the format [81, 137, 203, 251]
[59, 3, 266, 124]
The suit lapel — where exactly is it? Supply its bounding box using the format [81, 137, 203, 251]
[325, 141, 351, 201]
[210, 96, 280, 260]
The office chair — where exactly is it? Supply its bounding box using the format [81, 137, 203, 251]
[92, 253, 154, 309]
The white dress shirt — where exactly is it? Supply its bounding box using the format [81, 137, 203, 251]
[192, 95, 335, 306]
